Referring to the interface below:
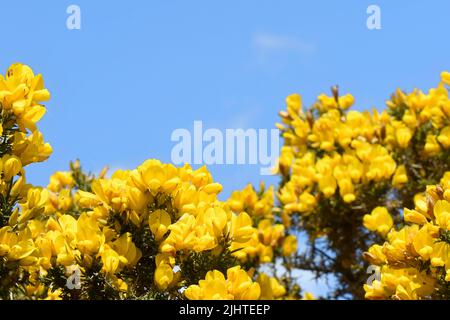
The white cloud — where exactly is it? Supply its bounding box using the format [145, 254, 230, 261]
[252, 33, 316, 56]
[227, 106, 260, 129]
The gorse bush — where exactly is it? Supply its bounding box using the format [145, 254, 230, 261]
[275, 73, 450, 299]
[0, 63, 302, 300]
[363, 173, 450, 299]
[0, 63, 449, 300]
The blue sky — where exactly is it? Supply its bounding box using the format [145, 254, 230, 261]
[2, 0, 450, 296]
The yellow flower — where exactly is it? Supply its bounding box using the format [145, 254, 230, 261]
[258, 219, 284, 246]
[227, 184, 274, 217]
[75, 190, 101, 208]
[392, 165, 408, 188]
[395, 126, 412, 148]
[0, 227, 36, 263]
[149, 209, 172, 241]
[282, 235, 297, 256]
[298, 191, 317, 212]
[286, 93, 302, 114]
[258, 244, 274, 263]
[201, 182, 223, 194]
[100, 245, 121, 275]
[2, 155, 22, 180]
[433, 200, 450, 230]
[363, 207, 393, 236]
[226, 266, 261, 300]
[364, 280, 386, 299]
[363, 244, 386, 265]
[56, 189, 73, 212]
[438, 126, 450, 149]
[13, 130, 52, 165]
[430, 242, 449, 267]
[127, 187, 147, 212]
[302, 292, 315, 300]
[424, 134, 441, 156]
[154, 262, 174, 291]
[48, 171, 74, 192]
[160, 214, 195, 253]
[404, 208, 428, 225]
[76, 213, 104, 255]
[441, 71, 450, 86]
[257, 273, 286, 299]
[338, 94, 355, 110]
[111, 233, 142, 267]
[185, 270, 231, 300]
[412, 224, 436, 260]
[231, 212, 255, 243]
[185, 267, 260, 300]
[44, 288, 63, 300]
[197, 207, 228, 238]
[337, 179, 355, 203]
[318, 175, 337, 198]
[317, 93, 338, 111]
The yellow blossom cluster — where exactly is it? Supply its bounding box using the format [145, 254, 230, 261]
[1, 158, 253, 298]
[227, 184, 297, 263]
[0, 63, 52, 166]
[274, 72, 450, 299]
[277, 92, 396, 216]
[277, 71, 450, 219]
[0, 64, 52, 193]
[1, 156, 306, 299]
[10, 61, 450, 300]
[3, 161, 306, 299]
[385, 72, 450, 155]
[184, 266, 291, 300]
[0, 63, 54, 298]
[363, 206, 394, 236]
[184, 266, 261, 300]
[364, 172, 450, 299]
[0, 62, 307, 301]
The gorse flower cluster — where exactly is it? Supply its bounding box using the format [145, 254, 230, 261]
[1, 62, 450, 300]
[277, 92, 395, 212]
[2, 159, 302, 299]
[227, 184, 297, 263]
[276, 90, 400, 298]
[0, 63, 52, 297]
[0, 64, 305, 300]
[184, 266, 261, 300]
[363, 172, 450, 299]
[275, 72, 450, 299]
